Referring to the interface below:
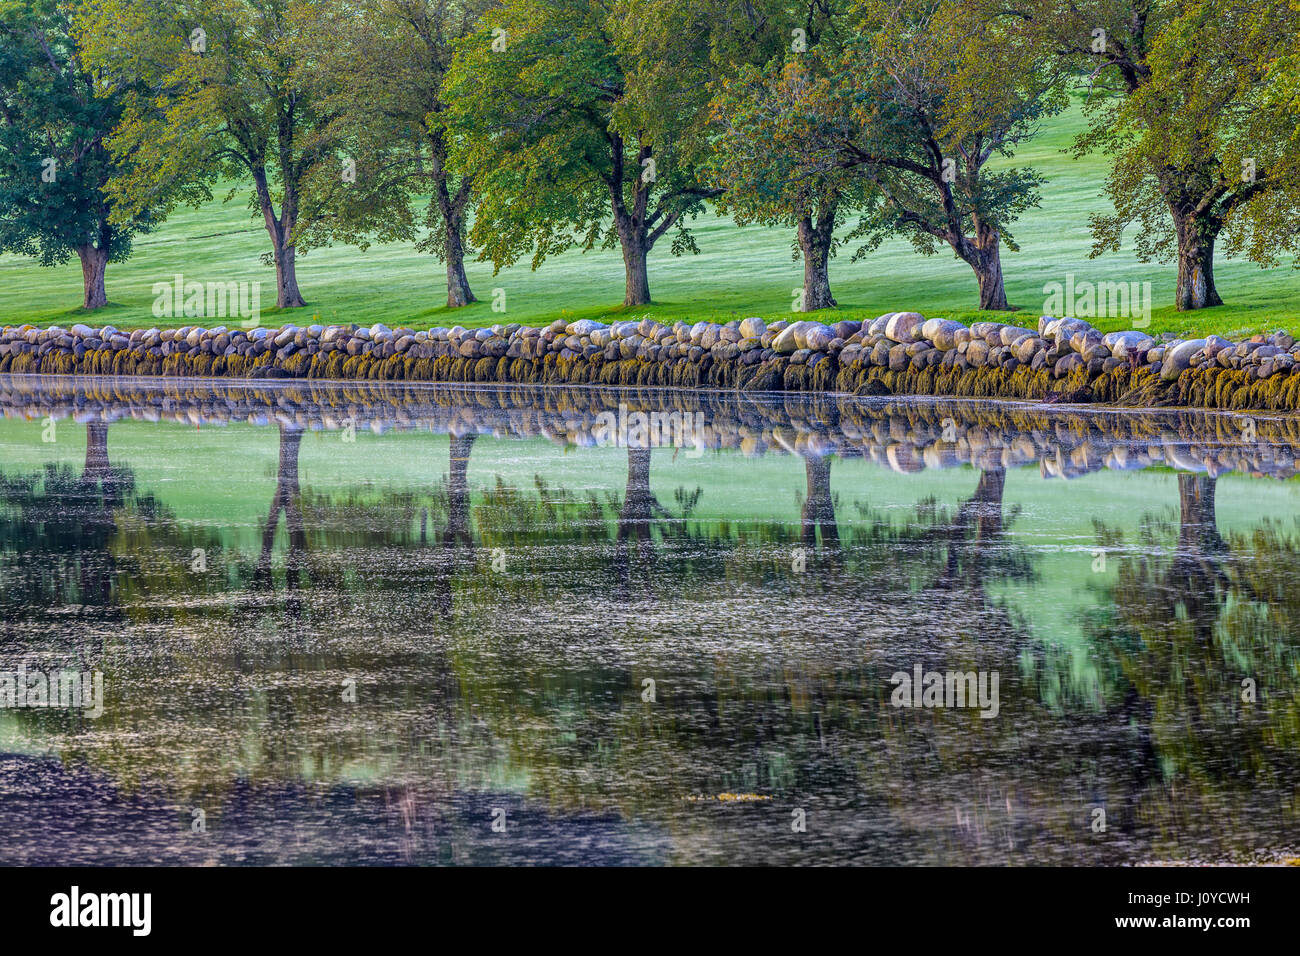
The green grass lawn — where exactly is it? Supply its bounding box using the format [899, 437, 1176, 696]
[4, 101, 1299, 338]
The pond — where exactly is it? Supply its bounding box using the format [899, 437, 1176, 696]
[1, 376, 1298, 865]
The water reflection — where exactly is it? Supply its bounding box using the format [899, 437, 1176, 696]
[0, 380, 1298, 865]
[801, 455, 839, 552]
[255, 426, 310, 605]
[0, 422, 130, 620]
[434, 433, 477, 618]
[5, 375, 1300, 480]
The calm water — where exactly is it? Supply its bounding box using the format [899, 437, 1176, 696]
[1, 376, 1298, 865]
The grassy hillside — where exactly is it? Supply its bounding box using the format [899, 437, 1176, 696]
[3, 102, 1299, 338]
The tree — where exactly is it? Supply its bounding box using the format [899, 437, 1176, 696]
[444, 0, 722, 307]
[296, 0, 495, 308]
[75, 0, 340, 309]
[1004, 0, 1300, 311]
[708, 1, 872, 312]
[797, 0, 1067, 310]
[0, 0, 162, 309]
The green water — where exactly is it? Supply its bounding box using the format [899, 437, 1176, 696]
[1, 382, 1298, 864]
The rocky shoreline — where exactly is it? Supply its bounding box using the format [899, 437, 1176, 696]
[4, 312, 1300, 411]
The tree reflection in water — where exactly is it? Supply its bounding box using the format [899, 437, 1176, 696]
[800, 454, 840, 563]
[253, 425, 311, 609]
[0, 423, 130, 621]
[1080, 472, 1300, 855]
[2, 404, 1299, 864]
[614, 447, 671, 602]
[434, 433, 477, 617]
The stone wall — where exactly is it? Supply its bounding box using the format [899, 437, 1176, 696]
[3, 312, 1299, 410]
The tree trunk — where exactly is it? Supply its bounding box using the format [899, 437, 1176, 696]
[76, 245, 109, 310]
[254, 169, 307, 310]
[445, 225, 476, 309]
[622, 238, 651, 307]
[1173, 211, 1223, 311]
[606, 135, 657, 308]
[967, 225, 1009, 311]
[796, 210, 837, 312]
[273, 240, 307, 310]
[434, 164, 477, 309]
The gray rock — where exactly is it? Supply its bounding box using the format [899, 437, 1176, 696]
[1103, 330, 1156, 360]
[1161, 338, 1208, 380]
[802, 323, 836, 351]
[774, 320, 830, 353]
[1015, 336, 1045, 363]
[999, 326, 1036, 347]
[1054, 353, 1084, 377]
[921, 318, 967, 351]
[868, 313, 894, 337]
[884, 311, 926, 344]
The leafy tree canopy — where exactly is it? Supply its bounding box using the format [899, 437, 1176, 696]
[0, 0, 163, 308]
[294, 0, 496, 307]
[75, 0, 342, 308]
[444, 0, 724, 305]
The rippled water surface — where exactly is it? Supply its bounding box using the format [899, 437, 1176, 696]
[2, 377, 1299, 865]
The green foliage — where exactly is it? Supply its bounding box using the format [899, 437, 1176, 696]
[74, 0, 343, 304]
[1070, 0, 1300, 265]
[707, 1, 873, 272]
[443, 0, 721, 301]
[0, 0, 161, 303]
[711, 0, 1068, 309]
[833, 0, 1067, 261]
[3, 0, 1300, 327]
[295, 0, 494, 265]
[995, 0, 1300, 308]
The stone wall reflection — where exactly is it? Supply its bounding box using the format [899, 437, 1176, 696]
[5, 377, 1300, 480]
